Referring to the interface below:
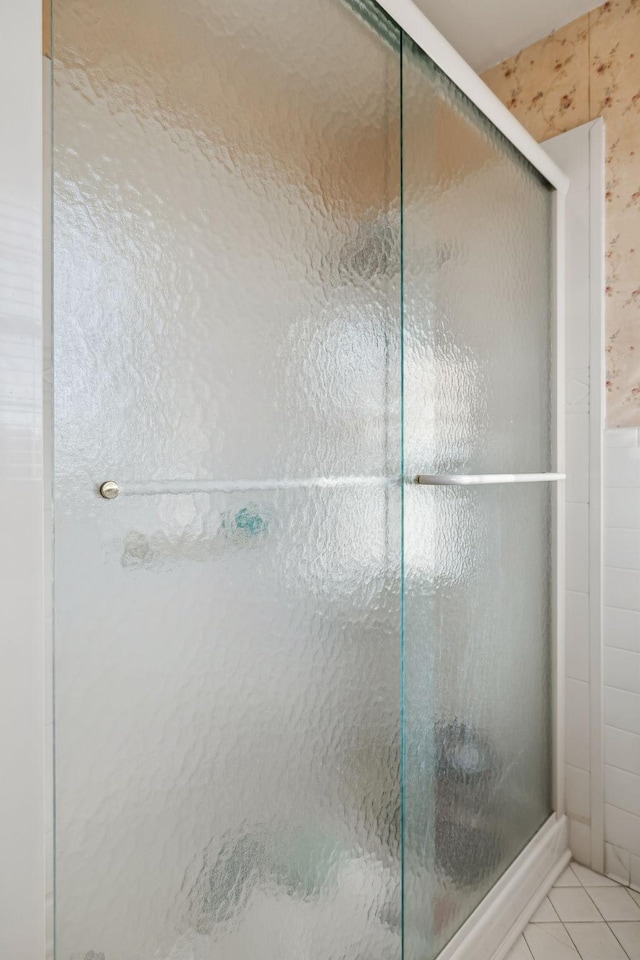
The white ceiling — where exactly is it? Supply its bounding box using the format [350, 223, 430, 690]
[411, 0, 598, 73]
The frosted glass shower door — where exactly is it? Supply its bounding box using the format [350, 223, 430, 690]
[52, 2, 402, 957]
[401, 36, 555, 960]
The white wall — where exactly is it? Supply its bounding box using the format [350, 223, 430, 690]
[545, 120, 606, 872]
[602, 428, 640, 888]
[0, 1, 45, 957]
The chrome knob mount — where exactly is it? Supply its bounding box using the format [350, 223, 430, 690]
[99, 480, 120, 500]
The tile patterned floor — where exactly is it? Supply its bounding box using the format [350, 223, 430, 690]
[506, 862, 640, 960]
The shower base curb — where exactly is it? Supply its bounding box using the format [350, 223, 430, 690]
[435, 813, 570, 960]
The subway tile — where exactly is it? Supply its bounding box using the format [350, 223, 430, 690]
[605, 528, 640, 571]
[604, 725, 640, 776]
[566, 765, 590, 822]
[605, 487, 640, 530]
[605, 803, 640, 858]
[567, 503, 590, 593]
[605, 428, 640, 448]
[604, 567, 640, 612]
[605, 648, 640, 695]
[566, 590, 590, 682]
[604, 607, 640, 653]
[566, 414, 590, 502]
[605, 766, 640, 818]
[566, 678, 591, 770]
[605, 687, 640, 737]
[605, 842, 630, 885]
[604, 446, 640, 488]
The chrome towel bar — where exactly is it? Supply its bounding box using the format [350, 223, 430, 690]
[416, 473, 566, 486]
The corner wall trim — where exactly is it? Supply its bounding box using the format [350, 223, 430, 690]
[588, 118, 606, 874]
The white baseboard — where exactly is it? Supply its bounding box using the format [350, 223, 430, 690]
[437, 814, 570, 960]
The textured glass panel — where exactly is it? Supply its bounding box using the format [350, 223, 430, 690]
[402, 36, 554, 960]
[53, 2, 401, 957]
[403, 483, 552, 958]
[402, 38, 553, 480]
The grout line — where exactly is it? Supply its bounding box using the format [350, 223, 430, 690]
[603, 798, 640, 817]
[605, 762, 640, 777]
[603, 756, 640, 777]
[603, 681, 640, 696]
[607, 919, 634, 960]
[605, 722, 640, 735]
[580, 885, 606, 921]
[519, 933, 535, 960]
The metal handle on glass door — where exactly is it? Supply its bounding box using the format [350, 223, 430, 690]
[99, 480, 120, 499]
[416, 473, 566, 485]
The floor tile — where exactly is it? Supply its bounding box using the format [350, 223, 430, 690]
[571, 862, 619, 887]
[505, 933, 534, 960]
[564, 922, 629, 960]
[548, 887, 603, 922]
[588, 887, 640, 921]
[531, 897, 561, 922]
[555, 866, 582, 887]
[629, 889, 640, 907]
[524, 923, 581, 960]
[609, 922, 640, 960]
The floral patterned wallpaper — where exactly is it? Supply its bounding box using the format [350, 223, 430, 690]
[483, 0, 640, 427]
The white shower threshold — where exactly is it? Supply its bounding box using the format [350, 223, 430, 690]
[438, 814, 570, 960]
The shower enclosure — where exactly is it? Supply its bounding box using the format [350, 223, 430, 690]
[51, 0, 566, 957]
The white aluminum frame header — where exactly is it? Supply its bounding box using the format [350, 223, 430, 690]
[375, 0, 570, 195]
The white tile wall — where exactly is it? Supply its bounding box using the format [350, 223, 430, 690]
[605, 803, 640, 859]
[604, 607, 640, 653]
[604, 687, 640, 738]
[604, 726, 640, 777]
[604, 429, 640, 888]
[604, 567, 640, 613]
